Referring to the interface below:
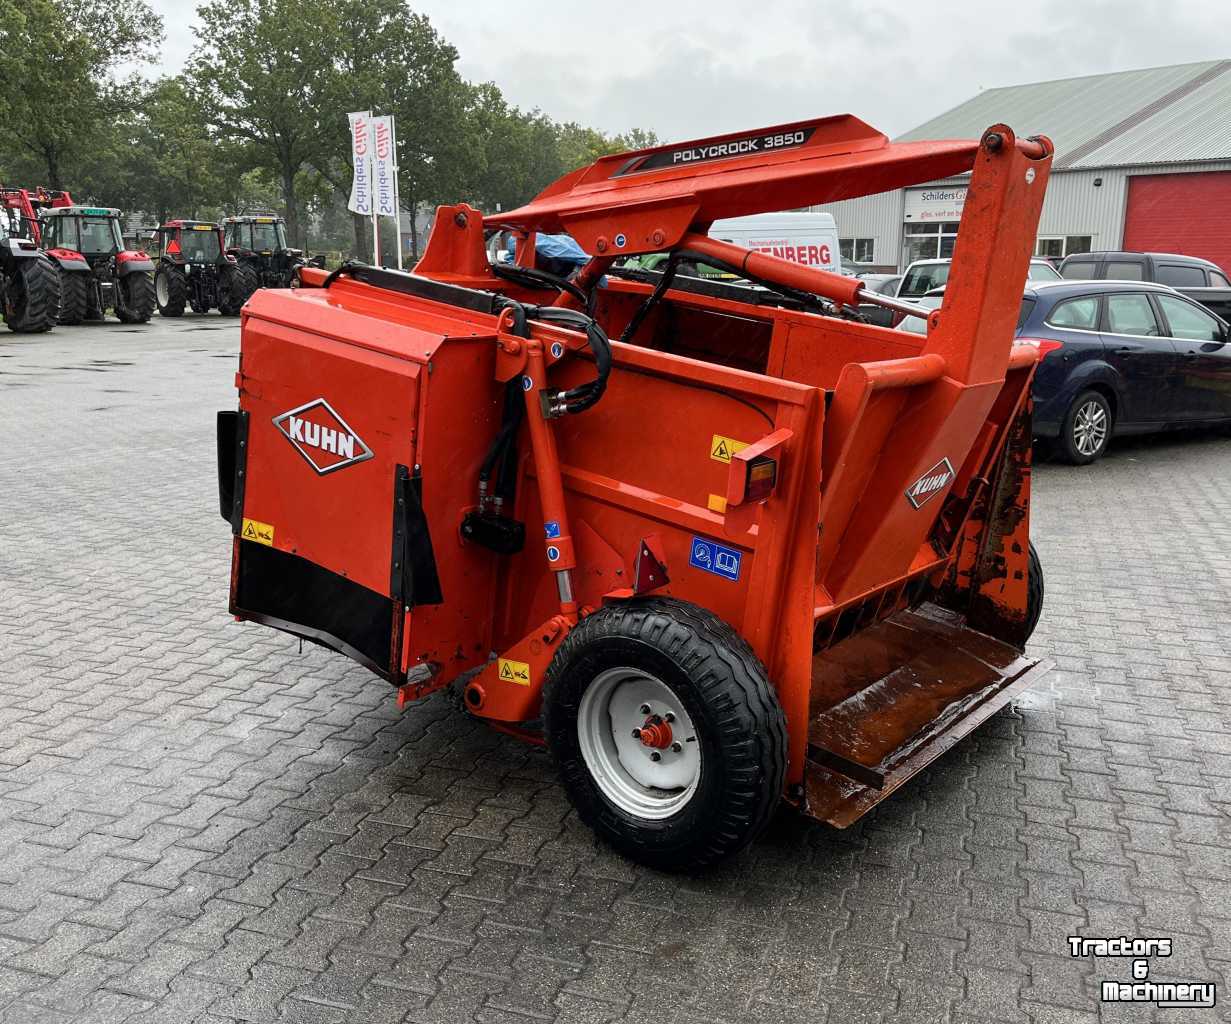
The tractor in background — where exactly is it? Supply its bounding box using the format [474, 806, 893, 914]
[146, 220, 254, 316]
[223, 214, 314, 289]
[41, 204, 155, 324]
[0, 186, 60, 332]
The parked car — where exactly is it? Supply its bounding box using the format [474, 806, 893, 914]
[854, 273, 902, 326]
[897, 280, 1231, 464]
[897, 257, 1060, 299]
[1058, 250, 1231, 322]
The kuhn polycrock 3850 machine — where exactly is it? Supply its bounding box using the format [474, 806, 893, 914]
[218, 115, 1054, 869]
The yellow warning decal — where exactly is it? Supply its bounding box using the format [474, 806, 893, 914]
[497, 658, 531, 686]
[241, 518, 275, 546]
[710, 434, 749, 463]
[707, 493, 728, 514]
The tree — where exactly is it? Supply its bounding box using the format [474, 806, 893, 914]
[307, 1, 473, 259]
[190, 0, 340, 246]
[0, 0, 163, 188]
[127, 78, 227, 223]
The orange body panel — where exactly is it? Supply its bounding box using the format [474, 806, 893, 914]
[228, 114, 1054, 819]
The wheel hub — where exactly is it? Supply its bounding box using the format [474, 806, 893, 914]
[577, 668, 701, 820]
[634, 716, 673, 749]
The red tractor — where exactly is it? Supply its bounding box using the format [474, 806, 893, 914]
[0, 186, 61, 332]
[148, 220, 255, 317]
[40, 204, 156, 324]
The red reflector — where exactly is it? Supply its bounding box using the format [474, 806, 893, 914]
[167, 239, 180, 255]
[744, 455, 778, 503]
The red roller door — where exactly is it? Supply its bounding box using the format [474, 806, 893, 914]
[1124, 171, 1231, 275]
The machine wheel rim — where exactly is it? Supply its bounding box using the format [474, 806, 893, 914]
[1073, 399, 1108, 456]
[155, 273, 169, 306]
[577, 667, 701, 820]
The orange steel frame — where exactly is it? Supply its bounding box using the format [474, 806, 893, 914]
[237, 114, 1053, 806]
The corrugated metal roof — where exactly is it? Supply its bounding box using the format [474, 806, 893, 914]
[897, 60, 1231, 168]
[1074, 67, 1231, 166]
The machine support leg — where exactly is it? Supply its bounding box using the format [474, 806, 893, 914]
[522, 342, 578, 620]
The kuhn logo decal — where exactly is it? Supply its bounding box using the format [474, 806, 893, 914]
[905, 457, 955, 509]
[273, 398, 373, 475]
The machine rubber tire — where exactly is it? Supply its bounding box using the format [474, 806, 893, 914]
[155, 266, 187, 317]
[58, 269, 89, 325]
[4, 257, 61, 333]
[236, 263, 259, 302]
[117, 272, 155, 323]
[1024, 540, 1044, 642]
[543, 598, 787, 870]
[1059, 389, 1111, 465]
[218, 265, 248, 315]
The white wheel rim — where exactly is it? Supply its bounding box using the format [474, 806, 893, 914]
[156, 274, 169, 306]
[577, 667, 701, 820]
[1073, 399, 1107, 456]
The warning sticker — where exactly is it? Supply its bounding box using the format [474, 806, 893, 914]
[710, 434, 749, 463]
[707, 493, 728, 513]
[497, 658, 531, 686]
[241, 518, 274, 546]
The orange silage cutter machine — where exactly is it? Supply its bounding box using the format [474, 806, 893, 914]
[218, 114, 1053, 868]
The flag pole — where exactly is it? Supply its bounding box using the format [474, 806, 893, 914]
[391, 114, 404, 270]
[370, 113, 380, 266]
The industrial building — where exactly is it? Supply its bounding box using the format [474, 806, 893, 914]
[821, 60, 1231, 275]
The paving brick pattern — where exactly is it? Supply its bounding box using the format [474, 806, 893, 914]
[1, 318, 1229, 1022]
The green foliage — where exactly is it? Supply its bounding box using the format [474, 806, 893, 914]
[0, 0, 163, 188]
[0, 0, 659, 256]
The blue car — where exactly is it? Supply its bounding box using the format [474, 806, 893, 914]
[897, 280, 1231, 463]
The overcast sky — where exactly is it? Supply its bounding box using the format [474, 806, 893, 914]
[149, 0, 1231, 141]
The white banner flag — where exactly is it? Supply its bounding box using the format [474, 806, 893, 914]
[347, 110, 373, 215]
[371, 115, 397, 218]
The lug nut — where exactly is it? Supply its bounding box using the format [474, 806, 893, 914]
[631, 728, 642, 739]
[664, 712, 675, 723]
[650, 751, 661, 762]
[671, 741, 682, 753]
[639, 703, 651, 714]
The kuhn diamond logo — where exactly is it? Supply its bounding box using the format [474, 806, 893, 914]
[273, 398, 373, 476]
[905, 457, 955, 509]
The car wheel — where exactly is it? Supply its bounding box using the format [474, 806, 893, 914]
[1060, 390, 1111, 464]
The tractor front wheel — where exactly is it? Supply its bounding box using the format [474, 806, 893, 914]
[543, 598, 787, 870]
[4, 257, 61, 333]
[58, 269, 89, 325]
[117, 272, 155, 323]
[155, 266, 187, 317]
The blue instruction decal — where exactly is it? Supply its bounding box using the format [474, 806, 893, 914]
[689, 536, 742, 582]
[544, 521, 561, 539]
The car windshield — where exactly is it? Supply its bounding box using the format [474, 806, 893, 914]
[180, 228, 221, 262]
[251, 222, 284, 250]
[1027, 262, 1062, 281]
[80, 217, 122, 254]
[899, 263, 949, 298]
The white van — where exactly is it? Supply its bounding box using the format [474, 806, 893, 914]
[709, 212, 843, 275]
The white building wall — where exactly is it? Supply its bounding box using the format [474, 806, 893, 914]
[814, 160, 1231, 272]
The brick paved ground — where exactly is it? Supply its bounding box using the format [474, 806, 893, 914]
[1, 317, 1229, 1023]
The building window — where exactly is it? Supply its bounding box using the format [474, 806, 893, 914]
[1036, 235, 1093, 258]
[903, 221, 960, 265]
[839, 238, 875, 264]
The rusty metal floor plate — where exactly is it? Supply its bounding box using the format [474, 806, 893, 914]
[804, 603, 1051, 827]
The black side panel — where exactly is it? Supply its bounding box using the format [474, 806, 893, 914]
[216, 410, 248, 529]
[390, 465, 445, 607]
[234, 540, 395, 680]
